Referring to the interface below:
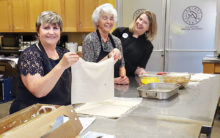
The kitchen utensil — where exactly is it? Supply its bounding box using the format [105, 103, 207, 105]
[139, 74, 162, 85]
[162, 72, 191, 88]
[140, 76, 160, 85]
[137, 83, 180, 100]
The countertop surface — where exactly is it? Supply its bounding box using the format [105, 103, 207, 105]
[203, 56, 220, 63]
[80, 74, 220, 138]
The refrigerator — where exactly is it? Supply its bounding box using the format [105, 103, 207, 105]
[117, 0, 217, 73]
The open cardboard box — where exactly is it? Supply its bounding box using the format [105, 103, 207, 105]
[0, 104, 82, 138]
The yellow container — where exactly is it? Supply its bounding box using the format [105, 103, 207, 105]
[141, 77, 160, 85]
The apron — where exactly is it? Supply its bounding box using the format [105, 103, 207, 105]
[37, 42, 71, 105]
[10, 42, 72, 114]
[96, 30, 121, 77]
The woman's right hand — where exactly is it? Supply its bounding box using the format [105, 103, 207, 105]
[135, 67, 147, 75]
[59, 52, 79, 69]
[108, 48, 121, 61]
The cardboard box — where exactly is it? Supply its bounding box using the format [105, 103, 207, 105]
[0, 104, 82, 138]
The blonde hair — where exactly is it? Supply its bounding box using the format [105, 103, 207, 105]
[129, 10, 157, 41]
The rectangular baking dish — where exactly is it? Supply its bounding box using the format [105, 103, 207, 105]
[137, 83, 180, 100]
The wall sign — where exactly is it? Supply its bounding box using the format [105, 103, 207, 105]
[182, 6, 203, 25]
[182, 6, 203, 30]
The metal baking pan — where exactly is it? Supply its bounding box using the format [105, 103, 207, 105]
[137, 83, 180, 100]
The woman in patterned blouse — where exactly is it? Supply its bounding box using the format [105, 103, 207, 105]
[10, 11, 79, 114]
[82, 3, 129, 85]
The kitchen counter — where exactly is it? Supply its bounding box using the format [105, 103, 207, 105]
[81, 74, 220, 137]
[203, 56, 220, 63]
[203, 56, 220, 107]
[203, 56, 220, 74]
[82, 114, 201, 138]
[116, 75, 220, 126]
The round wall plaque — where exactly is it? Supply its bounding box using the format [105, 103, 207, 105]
[182, 6, 203, 25]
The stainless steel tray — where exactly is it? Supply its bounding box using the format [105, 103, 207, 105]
[137, 83, 180, 100]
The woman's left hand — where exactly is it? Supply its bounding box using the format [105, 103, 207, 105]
[109, 48, 121, 61]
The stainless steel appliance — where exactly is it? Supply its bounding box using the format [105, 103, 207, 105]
[1, 35, 20, 50]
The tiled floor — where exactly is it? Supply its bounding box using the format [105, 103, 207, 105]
[0, 100, 220, 138]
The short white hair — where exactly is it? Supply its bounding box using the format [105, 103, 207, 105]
[92, 3, 117, 28]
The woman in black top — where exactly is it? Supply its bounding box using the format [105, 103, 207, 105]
[10, 11, 79, 114]
[113, 10, 157, 76]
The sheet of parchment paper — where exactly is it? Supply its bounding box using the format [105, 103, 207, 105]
[75, 97, 142, 118]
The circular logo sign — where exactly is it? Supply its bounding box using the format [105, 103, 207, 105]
[133, 9, 146, 19]
[182, 6, 203, 25]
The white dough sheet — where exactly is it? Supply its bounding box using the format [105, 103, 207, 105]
[76, 97, 143, 118]
[71, 58, 115, 104]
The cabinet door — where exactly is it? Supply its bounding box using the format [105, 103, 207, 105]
[63, 0, 78, 32]
[98, 0, 116, 7]
[42, 0, 63, 31]
[43, 0, 62, 16]
[0, 0, 12, 32]
[11, 0, 28, 32]
[79, 0, 116, 32]
[79, 0, 98, 32]
[27, 0, 44, 32]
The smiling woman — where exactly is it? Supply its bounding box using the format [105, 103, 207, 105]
[82, 3, 129, 85]
[37, 24, 61, 52]
[9, 11, 80, 114]
[112, 10, 157, 76]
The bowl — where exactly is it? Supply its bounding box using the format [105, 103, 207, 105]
[162, 73, 191, 88]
